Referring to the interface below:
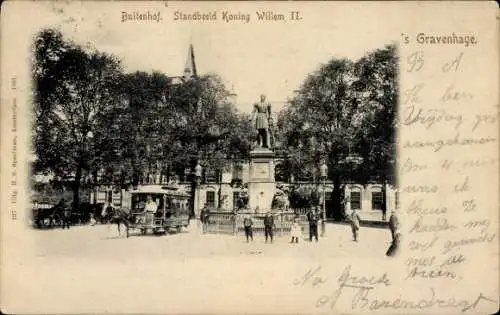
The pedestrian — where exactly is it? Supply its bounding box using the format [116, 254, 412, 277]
[290, 216, 301, 243]
[144, 195, 158, 225]
[59, 198, 71, 229]
[264, 212, 274, 243]
[307, 208, 319, 242]
[386, 210, 401, 257]
[101, 201, 109, 223]
[388, 210, 400, 242]
[243, 215, 254, 242]
[350, 208, 361, 241]
[89, 213, 96, 226]
[200, 203, 208, 233]
[386, 231, 401, 257]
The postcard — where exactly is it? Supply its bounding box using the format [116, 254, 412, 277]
[0, 1, 498, 314]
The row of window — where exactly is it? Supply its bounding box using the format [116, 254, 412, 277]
[204, 166, 244, 183]
[144, 165, 245, 184]
[204, 191, 394, 211]
[203, 191, 242, 209]
[350, 191, 383, 210]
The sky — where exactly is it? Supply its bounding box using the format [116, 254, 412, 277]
[4, 1, 405, 114]
[3, 1, 433, 115]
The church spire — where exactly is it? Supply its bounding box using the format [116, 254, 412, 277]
[183, 43, 197, 80]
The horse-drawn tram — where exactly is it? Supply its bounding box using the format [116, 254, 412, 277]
[126, 185, 190, 237]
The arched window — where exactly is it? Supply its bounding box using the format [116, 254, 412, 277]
[371, 186, 383, 210]
[350, 186, 362, 210]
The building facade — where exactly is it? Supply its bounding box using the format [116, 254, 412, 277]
[90, 160, 398, 220]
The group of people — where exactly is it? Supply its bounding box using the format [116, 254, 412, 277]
[242, 211, 277, 243]
[348, 207, 402, 256]
[240, 207, 322, 244]
[201, 202, 401, 256]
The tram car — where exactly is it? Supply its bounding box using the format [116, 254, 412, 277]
[127, 185, 190, 237]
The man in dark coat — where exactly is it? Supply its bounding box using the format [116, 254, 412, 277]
[264, 212, 274, 243]
[243, 215, 254, 242]
[307, 208, 319, 242]
[388, 210, 400, 241]
[200, 204, 209, 233]
[386, 210, 401, 257]
[60, 198, 71, 229]
[386, 231, 401, 257]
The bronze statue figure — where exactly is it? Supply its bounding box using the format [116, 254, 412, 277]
[251, 94, 272, 148]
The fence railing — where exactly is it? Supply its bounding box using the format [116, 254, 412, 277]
[206, 212, 236, 235]
[204, 209, 312, 236]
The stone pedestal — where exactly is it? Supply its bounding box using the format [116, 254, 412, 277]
[248, 148, 275, 214]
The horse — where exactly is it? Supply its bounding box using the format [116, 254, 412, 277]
[108, 208, 134, 237]
[92, 203, 119, 224]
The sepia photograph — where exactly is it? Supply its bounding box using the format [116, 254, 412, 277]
[1, 1, 498, 314]
[30, 21, 399, 257]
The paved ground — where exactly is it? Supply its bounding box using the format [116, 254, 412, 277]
[6, 222, 399, 314]
[6, 221, 498, 314]
[32, 221, 393, 261]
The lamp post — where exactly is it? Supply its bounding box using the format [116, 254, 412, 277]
[320, 161, 328, 237]
[194, 162, 203, 219]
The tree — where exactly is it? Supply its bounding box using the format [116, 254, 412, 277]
[278, 58, 358, 220]
[168, 74, 252, 212]
[277, 44, 398, 220]
[32, 29, 72, 176]
[115, 71, 176, 186]
[33, 29, 123, 209]
[351, 44, 398, 214]
[115, 72, 252, 214]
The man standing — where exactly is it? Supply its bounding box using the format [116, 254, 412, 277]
[387, 210, 401, 257]
[243, 215, 254, 242]
[350, 208, 361, 242]
[200, 203, 209, 233]
[264, 212, 274, 243]
[89, 213, 97, 226]
[388, 210, 400, 242]
[59, 198, 71, 229]
[308, 207, 319, 242]
[144, 195, 158, 226]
